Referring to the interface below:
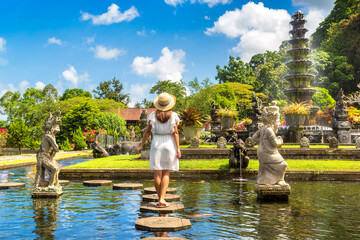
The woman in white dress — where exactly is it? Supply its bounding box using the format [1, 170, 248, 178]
[137, 92, 181, 207]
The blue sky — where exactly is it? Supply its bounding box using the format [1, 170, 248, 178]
[0, 0, 334, 114]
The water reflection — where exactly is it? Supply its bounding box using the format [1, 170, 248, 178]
[32, 197, 61, 240]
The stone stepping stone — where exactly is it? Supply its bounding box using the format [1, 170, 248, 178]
[83, 180, 112, 187]
[135, 217, 191, 232]
[0, 182, 25, 190]
[142, 194, 180, 202]
[142, 237, 187, 240]
[113, 183, 143, 190]
[143, 187, 177, 194]
[59, 180, 70, 185]
[140, 202, 184, 213]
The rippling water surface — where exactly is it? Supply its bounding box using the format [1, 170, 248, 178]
[1, 160, 360, 239]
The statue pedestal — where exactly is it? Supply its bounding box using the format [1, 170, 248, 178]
[32, 186, 63, 198]
[255, 183, 291, 201]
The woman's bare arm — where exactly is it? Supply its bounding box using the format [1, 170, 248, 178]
[136, 123, 152, 154]
[172, 125, 181, 158]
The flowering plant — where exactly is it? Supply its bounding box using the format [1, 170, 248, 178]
[0, 128, 8, 148]
[235, 122, 245, 131]
[316, 105, 334, 126]
[283, 102, 310, 115]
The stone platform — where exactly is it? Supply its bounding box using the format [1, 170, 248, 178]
[0, 182, 25, 189]
[140, 202, 184, 213]
[32, 186, 63, 198]
[83, 180, 112, 187]
[113, 183, 143, 190]
[144, 187, 177, 194]
[142, 194, 180, 202]
[135, 217, 191, 232]
[59, 180, 70, 185]
[255, 183, 291, 200]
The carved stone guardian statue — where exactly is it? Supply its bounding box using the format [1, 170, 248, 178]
[252, 101, 291, 200]
[229, 138, 249, 169]
[32, 109, 63, 198]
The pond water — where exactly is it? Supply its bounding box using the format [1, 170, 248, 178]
[1, 159, 360, 239]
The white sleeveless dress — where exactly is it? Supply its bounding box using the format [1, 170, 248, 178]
[147, 112, 180, 171]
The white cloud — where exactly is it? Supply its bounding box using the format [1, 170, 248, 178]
[165, 0, 186, 7]
[305, 9, 326, 36]
[81, 4, 139, 25]
[62, 65, 90, 87]
[137, 29, 147, 37]
[193, 0, 232, 7]
[132, 47, 186, 82]
[205, 2, 290, 62]
[128, 83, 151, 107]
[92, 45, 126, 60]
[35, 81, 46, 89]
[19, 81, 30, 92]
[85, 37, 95, 44]
[47, 37, 62, 46]
[0, 37, 6, 52]
[166, 0, 231, 7]
[292, 0, 334, 14]
[204, 16, 211, 20]
[0, 57, 8, 66]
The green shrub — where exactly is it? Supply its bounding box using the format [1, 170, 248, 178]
[72, 127, 87, 150]
[59, 138, 72, 151]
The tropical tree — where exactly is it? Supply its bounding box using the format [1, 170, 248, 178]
[215, 56, 256, 85]
[60, 88, 92, 101]
[92, 77, 130, 105]
[150, 80, 187, 111]
[92, 112, 126, 135]
[6, 118, 31, 154]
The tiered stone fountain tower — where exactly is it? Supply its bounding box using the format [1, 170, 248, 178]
[285, 10, 318, 125]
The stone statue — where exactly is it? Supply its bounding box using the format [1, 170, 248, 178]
[328, 136, 339, 148]
[92, 141, 109, 158]
[130, 127, 136, 142]
[245, 137, 256, 148]
[335, 88, 348, 116]
[33, 109, 63, 198]
[251, 92, 262, 120]
[229, 138, 249, 169]
[252, 101, 290, 199]
[190, 137, 200, 148]
[300, 136, 310, 148]
[210, 100, 220, 122]
[217, 136, 227, 148]
[356, 137, 360, 149]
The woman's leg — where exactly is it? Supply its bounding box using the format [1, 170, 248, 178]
[159, 170, 170, 204]
[154, 170, 162, 199]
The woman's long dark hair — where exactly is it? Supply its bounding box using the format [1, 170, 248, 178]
[156, 110, 172, 123]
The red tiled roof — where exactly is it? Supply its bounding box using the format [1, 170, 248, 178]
[118, 108, 156, 121]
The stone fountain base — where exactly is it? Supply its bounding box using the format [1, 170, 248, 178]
[32, 185, 63, 198]
[255, 183, 291, 201]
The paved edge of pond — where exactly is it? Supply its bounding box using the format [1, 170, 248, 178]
[59, 168, 360, 181]
[0, 154, 92, 170]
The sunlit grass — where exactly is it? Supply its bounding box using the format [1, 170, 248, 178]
[64, 155, 360, 171]
[0, 151, 91, 166]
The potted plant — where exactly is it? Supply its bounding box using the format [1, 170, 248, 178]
[178, 108, 206, 140]
[283, 102, 310, 127]
[216, 108, 238, 130]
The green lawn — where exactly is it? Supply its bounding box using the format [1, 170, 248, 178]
[64, 154, 360, 171]
[180, 144, 356, 149]
[0, 151, 91, 166]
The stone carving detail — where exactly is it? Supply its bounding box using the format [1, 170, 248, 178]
[229, 138, 249, 168]
[33, 109, 63, 198]
[245, 137, 256, 148]
[92, 142, 109, 158]
[216, 136, 227, 148]
[251, 92, 262, 120]
[190, 137, 200, 148]
[300, 137, 310, 148]
[252, 102, 291, 197]
[328, 136, 339, 148]
[356, 137, 360, 149]
[210, 100, 220, 122]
